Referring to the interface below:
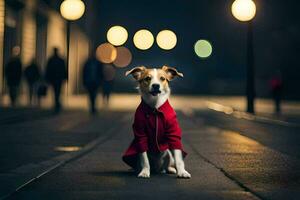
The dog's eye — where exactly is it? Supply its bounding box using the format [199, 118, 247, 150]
[160, 77, 166, 81]
[145, 76, 151, 81]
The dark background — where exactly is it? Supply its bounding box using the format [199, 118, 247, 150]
[49, 0, 300, 99]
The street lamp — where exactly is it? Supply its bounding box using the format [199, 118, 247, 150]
[231, 0, 256, 113]
[60, 0, 85, 74]
[60, 0, 85, 96]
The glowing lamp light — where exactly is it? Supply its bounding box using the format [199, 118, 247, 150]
[133, 29, 154, 50]
[156, 30, 177, 50]
[107, 26, 128, 46]
[231, 0, 256, 22]
[194, 40, 213, 59]
[113, 47, 132, 68]
[60, 0, 85, 21]
[96, 43, 117, 64]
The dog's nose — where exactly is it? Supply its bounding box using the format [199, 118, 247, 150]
[152, 84, 160, 90]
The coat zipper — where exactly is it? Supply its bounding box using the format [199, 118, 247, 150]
[155, 113, 161, 152]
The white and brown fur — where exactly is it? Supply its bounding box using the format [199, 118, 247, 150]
[126, 65, 191, 179]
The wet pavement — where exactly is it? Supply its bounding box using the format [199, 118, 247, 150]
[193, 110, 300, 158]
[0, 105, 299, 200]
[0, 109, 128, 173]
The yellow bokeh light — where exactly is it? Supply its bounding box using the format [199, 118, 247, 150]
[156, 30, 177, 50]
[231, 0, 256, 22]
[194, 40, 212, 59]
[107, 25, 128, 46]
[113, 46, 132, 68]
[60, 0, 85, 21]
[133, 29, 154, 50]
[96, 43, 117, 64]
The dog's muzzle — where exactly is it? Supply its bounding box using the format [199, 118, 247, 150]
[150, 84, 161, 96]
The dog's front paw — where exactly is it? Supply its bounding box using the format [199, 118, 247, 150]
[138, 168, 150, 178]
[177, 170, 191, 179]
[167, 166, 177, 174]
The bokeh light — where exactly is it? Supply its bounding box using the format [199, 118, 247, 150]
[113, 46, 132, 68]
[133, 29, 154, 50]
[156, 30, 177, 50]
[96, 43, 117, 63]
[194, 40, 213, 59]
[107, 26, 128, 46]
[231, 0, 256, 22]
[60, 0, 85, 21]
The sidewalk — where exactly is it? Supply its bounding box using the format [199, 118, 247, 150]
[1, 96, 300, 199]
[8, 111, 300, 200]
[0, 109, 130, 199]
[8, 112, 259, 200]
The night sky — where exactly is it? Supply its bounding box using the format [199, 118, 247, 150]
[79, 0, 300, 98]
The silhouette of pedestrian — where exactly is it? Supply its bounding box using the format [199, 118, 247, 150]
[83, 53, 103, 114]
[102, 64, 115, 108]
[24, 58, 41, 106]
[269, 71, 282, 114]
[45, 47, 67, 113]
[5, 46, 22, 106]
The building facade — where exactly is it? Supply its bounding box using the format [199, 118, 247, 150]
[0, 0, 90, 99]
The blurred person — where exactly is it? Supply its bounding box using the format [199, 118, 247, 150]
[83, 53, 103, 114]
[45, 47, 67, 113]
[269, 70, 283, 114]
[5, 46, 22, 106]
[36, 81, 48, 107]
[102, 64, 116, 107]
[24, 58, 41, 106]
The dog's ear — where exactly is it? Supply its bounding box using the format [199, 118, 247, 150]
[162, 65, 184, 81]
[125, 66, 146, 80]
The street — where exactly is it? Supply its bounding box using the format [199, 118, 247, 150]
[1, 101, 300, 200]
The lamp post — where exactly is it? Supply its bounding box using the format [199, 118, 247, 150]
[60, 0, 85, 78]
[231, 0, 256, 113]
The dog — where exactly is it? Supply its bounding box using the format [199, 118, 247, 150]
[122, 65, 191, 179]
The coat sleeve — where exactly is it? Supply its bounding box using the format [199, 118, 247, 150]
[133, 111, 148, 153]
[165, 112, 183, 150]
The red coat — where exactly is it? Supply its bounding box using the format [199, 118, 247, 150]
[122, 99, 187, 168]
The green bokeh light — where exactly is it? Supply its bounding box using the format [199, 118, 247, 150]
[194, 40, 212, 59]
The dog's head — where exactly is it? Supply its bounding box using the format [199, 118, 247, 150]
[125, 65, 183, 97]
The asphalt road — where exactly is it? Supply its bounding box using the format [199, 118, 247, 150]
[1, 107, 300, 200]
